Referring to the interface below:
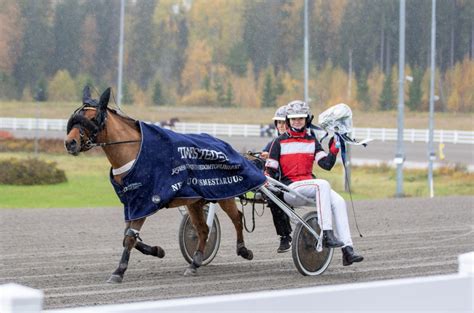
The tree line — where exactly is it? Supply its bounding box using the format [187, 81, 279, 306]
[0, 0, 472, 112]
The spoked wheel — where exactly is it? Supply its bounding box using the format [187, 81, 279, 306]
[178, 205, 221, 266]
[291, 211, 334, 276]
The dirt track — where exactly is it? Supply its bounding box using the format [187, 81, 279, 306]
[0, 196, 473, 310]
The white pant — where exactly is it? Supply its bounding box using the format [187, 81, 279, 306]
[283, 179, 353, 247]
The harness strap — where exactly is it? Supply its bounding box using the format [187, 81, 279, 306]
[240, 192, 265, 233]
[125, 228, 142, 241]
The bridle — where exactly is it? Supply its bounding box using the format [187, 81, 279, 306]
[67, 105, 140, 152]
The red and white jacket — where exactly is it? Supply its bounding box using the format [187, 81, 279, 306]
[265, 129, 337, 185]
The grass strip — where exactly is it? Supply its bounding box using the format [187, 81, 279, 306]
[0, 152, 472, 209]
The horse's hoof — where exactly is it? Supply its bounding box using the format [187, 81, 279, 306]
[242, 250, 253, 261]
[152, 246, 165, 258]
[237, 247, 254, 260]
[107, 274, 123, 284]
[245, 250, 254, 260]
[184, 267, 197, 276]
[192, 251, 203, 268]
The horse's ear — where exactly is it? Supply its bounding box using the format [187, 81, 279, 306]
[98, 87, 111, 110]
[82, 86, 93, 105]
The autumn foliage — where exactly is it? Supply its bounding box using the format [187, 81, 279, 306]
[0, 0, 472, 113]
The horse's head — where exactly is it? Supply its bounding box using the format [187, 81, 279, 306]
[64, 86, 111, 155]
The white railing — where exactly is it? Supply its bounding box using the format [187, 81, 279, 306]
[0, 117, 67, 131]
[0, 252, 472, 313]
[1, 117, 473, 144]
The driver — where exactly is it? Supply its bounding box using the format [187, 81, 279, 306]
[264, 100, 363, 266]
[262, 105, 293, 253]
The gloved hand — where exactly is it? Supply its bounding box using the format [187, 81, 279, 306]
[263, 171, 271, 187]
[306, 114, 314, 128]
[329, 136, 340, 155]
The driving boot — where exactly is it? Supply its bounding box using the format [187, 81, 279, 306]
[322, 230, 344, 248]
[277, 235, 291, 253]
[342, 246, 364, 266]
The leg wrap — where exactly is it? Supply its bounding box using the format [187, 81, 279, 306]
[125, 228, 142, 241]
[135, 242, 165, 258]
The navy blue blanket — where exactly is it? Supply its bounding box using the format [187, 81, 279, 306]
[110, 122, 266, 221]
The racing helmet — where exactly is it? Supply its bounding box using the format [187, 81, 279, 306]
[272, 105, 287, 123]
[285, 100, 312, 132]
[286, 100, 310, 118]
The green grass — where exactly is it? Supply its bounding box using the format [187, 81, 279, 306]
[0, 153, 120, 208]
[319, 163, 473, 199]
[0, 152, 472, 209]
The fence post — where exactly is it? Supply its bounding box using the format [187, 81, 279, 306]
[458, 252, 474, 276]
[0, 283, 43, 313]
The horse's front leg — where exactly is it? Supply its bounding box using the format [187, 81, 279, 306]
[183, 200, 209, 276]
[219, 199, 253, 260]
[107, 218, 146, 283]
[135, 241, 165, 258]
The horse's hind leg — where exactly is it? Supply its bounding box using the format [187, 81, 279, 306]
[219, 199, 253, 260]
[183, 200, 209, 276]
[107, 218, 146, 283]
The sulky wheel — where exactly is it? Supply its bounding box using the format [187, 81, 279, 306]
[291, 211, 334, 276]
[178, 205, 221, 266]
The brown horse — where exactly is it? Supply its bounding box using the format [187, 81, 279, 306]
[64, 87, 253, 283]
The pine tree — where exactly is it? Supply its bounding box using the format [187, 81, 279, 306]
[152, 80, 164, 106]
[51, 1, 82, 77]
[261, 71, 276, 107]
[214, 80, 225, 105]
[356, 70, 370, 109]
[226, 42, 248, 77]
[35, 78, 48, 101]
[128, 0, 158, 90]
[121, 83, 133, 105]
[13, 2, 53, 95]
[202, 75, 210, 91]
[274, 75, 285, 98]
[379, 71, 394, 110]
[407, 67, 423, 111]
[224, 82, 234, 107]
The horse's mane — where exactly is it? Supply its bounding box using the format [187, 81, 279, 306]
[108, 108, 140, 131]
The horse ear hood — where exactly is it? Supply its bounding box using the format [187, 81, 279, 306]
[94, 88, 111, 129]
[82, 86, 98, 107]
[99, 87, 111, 110]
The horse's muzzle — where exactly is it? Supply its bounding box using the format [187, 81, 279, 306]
[64, 139, 80, 156]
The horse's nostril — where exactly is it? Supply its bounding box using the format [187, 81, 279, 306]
[65, 139, 77, 152]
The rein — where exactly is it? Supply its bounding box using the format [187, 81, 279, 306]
[87, 139, 141, 148]
[315, 127, 364, 238]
